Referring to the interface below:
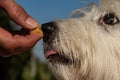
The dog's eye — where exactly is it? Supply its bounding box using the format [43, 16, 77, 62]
[102, 13, 119, 25]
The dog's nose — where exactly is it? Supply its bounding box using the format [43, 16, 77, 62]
[42, 22, 57, 34]
[42, 22, 57, 42]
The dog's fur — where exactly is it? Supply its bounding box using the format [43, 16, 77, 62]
[43, 0, 120, 80]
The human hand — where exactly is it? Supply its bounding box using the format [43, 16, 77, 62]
[0, 0, 42, 57]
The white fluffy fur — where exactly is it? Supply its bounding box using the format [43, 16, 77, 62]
[45, 0, 120, 80]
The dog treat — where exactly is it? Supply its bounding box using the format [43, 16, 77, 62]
[30, 24, 43, 37]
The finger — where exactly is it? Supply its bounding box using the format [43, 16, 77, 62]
[0, 27, 14, 57]
[0, 27, 41, 57]
[0, 46, 13, 57]
[13, 34, 41, 50]
[0, 0, 38, 30]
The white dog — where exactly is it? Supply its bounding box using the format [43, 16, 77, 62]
[42, 0, 120, 80]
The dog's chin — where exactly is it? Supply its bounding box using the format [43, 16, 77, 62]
[44, 50, 72, 65]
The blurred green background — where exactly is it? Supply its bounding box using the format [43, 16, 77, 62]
[0, 9, 56, 80]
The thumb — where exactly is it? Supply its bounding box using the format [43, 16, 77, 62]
[0, 0, 38, 30]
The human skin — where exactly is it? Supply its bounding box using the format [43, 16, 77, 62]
[0, 0, 42, 57]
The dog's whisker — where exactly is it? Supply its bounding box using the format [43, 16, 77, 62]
[42, 0, 120, 80]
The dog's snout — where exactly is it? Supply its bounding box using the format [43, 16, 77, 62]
[42, 22, 57, 42]
[42, 22, 57, 34]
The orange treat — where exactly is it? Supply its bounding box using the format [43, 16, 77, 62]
[30, 25, 43, 37]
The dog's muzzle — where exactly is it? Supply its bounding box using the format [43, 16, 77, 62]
[42, 22, 72, 64]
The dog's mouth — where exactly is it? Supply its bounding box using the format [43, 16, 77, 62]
[45, 50, 71, 64]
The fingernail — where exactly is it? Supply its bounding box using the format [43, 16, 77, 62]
[26, 17, 38, 29]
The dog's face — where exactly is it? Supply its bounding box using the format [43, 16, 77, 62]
[42, 0, 120, 80]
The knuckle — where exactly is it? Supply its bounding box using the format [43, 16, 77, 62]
[11, 4, 27, 19]
[14, 5, 23, 17]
